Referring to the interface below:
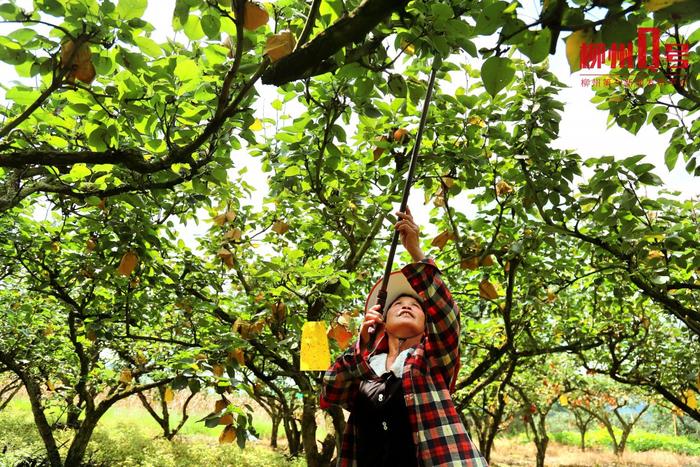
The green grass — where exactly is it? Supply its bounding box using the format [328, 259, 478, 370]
[0, 397, 301, 467]
[0, 396, 273, 439]
[549, 428, 700, 456]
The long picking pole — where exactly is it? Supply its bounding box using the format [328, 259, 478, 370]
[368, 61, 440, 347]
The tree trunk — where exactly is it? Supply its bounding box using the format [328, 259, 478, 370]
[612, 404, 648, 457]
[535, 439, 548, 467]
[283, 411, 302, 456]
[327, 404, 346, 465]
[482, 390, 509, 463]
[270, 412, 280, 448]
[617, 428, 630, 456]
[23, 377, 62, 467]
[301, 394, 336, 467]
[302, 394, 323, 467]
[533, 413, 549, 467]
[534, 430, 549, 467]
[482, 420, 499, 463]
[600, 418, 621, 455]
[157, 386, 172, 440]
[578, 406, 624, 456]
[63, 380, 171, 464]
[64, 414, 100, 467]
[66, 407, 81, 430]
[572, 410, 591, 451]
[138, 389, 169, 438]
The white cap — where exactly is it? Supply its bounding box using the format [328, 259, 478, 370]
[364, 270, 421, 314]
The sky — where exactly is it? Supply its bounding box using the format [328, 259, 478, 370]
[1, 0, 697, 248]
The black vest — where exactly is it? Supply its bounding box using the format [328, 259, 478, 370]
[354, 370, 418, 467]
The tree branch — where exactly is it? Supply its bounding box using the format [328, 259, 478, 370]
[296, 0, 323, 49]
[261, 0, 410, 85]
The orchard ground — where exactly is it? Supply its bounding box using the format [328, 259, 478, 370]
[1, 390, 699, 467]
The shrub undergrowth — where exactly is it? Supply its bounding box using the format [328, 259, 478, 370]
[549, 428, 700, 456]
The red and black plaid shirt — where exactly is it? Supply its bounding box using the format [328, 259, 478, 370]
[321, 259, 488, 466]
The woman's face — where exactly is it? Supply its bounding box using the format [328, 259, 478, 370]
[385, 295, 425, 339]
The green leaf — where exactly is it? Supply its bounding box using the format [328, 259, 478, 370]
[361, 104, 382, 118]
[117, 0, 147, 20]
[184, 15, 205, 41]
[188, 378, 202, 394]
[475, 2, 507, 35]
[172, 375, 188, 390]
[0, 38, 28, 66]
[621, 154, 646, 169]
[85, 196, 102, 206]
[8, 28, 36, 43]
[518, 29, 551, 64]
[0, 3, 21, 20]
[313, 241, 329, 252]
[201, 14, 221, 40]
[69, 164, 92, 180]
[88, 127, 108, 152]
[284, 166, 300, 177]
[173, 0, 190, 29]
[276, 132, 298, 143]
[601, 18, 636, 45]
[664, 145, 678, 171]
[457, 37, 477, 57]
[430, 3, 453, 21]
[211, 167, 228, 183]
[430, 35, 451, 58]
[134, 36, 162, 58]
[236, 426, 246, 448]
[5, 86, 40, 105]
[561, 7, 584, 27]
[19, 62, 44, 82]
[39, 0, 64, 16]
[481, 57, 515, 97]
[446, 19, 471, 39]
[204, 416, 220, 428]
[100, 1, 116, 14]
[387, 74, 407, 98]
[116, 49, 147, 73]
[355, 77, 373, 99]
[174, 58, 200, 81]
[93, 55, 115, 75]
[685, 157, 697, 174]
[653, 0, 700, 24]
[638, 172, 663, 186]
[203, 44, 228, 66]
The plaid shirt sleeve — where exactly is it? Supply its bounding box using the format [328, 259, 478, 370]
[402, 258, 461, 391]
[319, 339, 375, 411]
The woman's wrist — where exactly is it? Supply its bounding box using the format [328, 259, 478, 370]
[408, 248, 426, 262]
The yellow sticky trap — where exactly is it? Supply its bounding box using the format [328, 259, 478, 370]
[300, 321, 331, 371]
